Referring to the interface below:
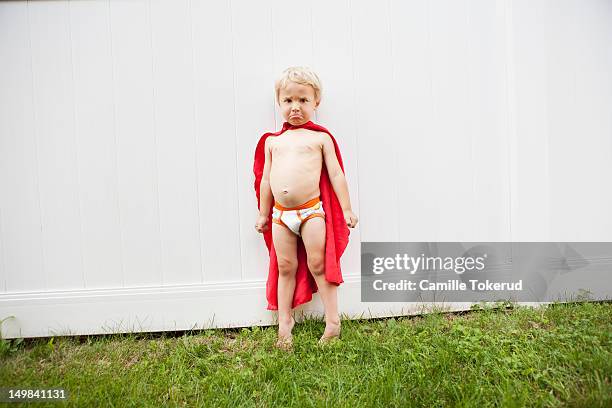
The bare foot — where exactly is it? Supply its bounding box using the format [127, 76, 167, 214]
[319, 320, 341, 344]
[276, 316, 295, 350]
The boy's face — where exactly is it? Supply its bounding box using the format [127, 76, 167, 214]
[278, 81, 319, 126]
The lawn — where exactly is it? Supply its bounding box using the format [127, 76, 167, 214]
[1, 301, 610, 407]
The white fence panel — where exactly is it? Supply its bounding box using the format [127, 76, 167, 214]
[0, 0, 610, 339]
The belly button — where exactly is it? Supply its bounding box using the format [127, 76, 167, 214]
[282, 189, 288, 194]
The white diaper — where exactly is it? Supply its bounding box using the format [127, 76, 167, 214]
[272, 197, 325, 236]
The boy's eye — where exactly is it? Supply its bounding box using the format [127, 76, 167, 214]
[283, 98, 308, 103]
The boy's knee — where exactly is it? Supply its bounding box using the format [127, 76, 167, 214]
[277, 257, 297, 276]
[307, 256, 325, 275]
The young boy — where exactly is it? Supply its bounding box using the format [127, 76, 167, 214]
[253, 67, 358, 349]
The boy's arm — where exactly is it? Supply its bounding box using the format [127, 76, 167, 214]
[321, 134, 358, 228]
[259, 138, 273, 217]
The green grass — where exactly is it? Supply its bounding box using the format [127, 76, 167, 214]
[1, 301, 610, 407]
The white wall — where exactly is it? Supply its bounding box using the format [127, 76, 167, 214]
[0, 0, 610, 338]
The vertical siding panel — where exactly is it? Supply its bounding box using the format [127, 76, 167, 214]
[191, 0, 242, 282]
[0, 209, 5, 292]
[511, 0, 551, 240]
[149, 0, 201, 285]
[69, 0, 123, 288]
[547, 0, 578, 241]
[429, 0, 475, 240]
[29, 1, 84, 290]
[495, 0, 514, 242]
[0, 3, 45, 292]
[465, 0, 511, 240]
[350, 0, 399, 242]
[548, 0, 612, 240]
[110, 0, 162, 287]
[501, 0, 518, 242]
[311, 0, 361, 275]
[270, 0, 314, 127]
[573, 0, 612, 240]
[389, 0, 437, 241]
[231, 0, 276, 281]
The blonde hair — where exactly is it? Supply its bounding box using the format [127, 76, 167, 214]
[275, 66, 322, 104]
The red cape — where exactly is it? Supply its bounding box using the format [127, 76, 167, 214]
[253, 121, 350, 310]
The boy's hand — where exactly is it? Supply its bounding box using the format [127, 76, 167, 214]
[255, 215, 269, 233]
[344, 210, 358, 228]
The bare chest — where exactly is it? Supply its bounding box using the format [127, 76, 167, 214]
[270, 130, 322, 157]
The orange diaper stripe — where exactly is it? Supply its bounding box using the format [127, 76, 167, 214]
[274, 196, 320, 211]
[272, 218, 289, 228]
[301, 213, 325, 223]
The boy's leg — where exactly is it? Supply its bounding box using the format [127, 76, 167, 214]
[271, 222, 298, 342]
[300, 217, 341, 340]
